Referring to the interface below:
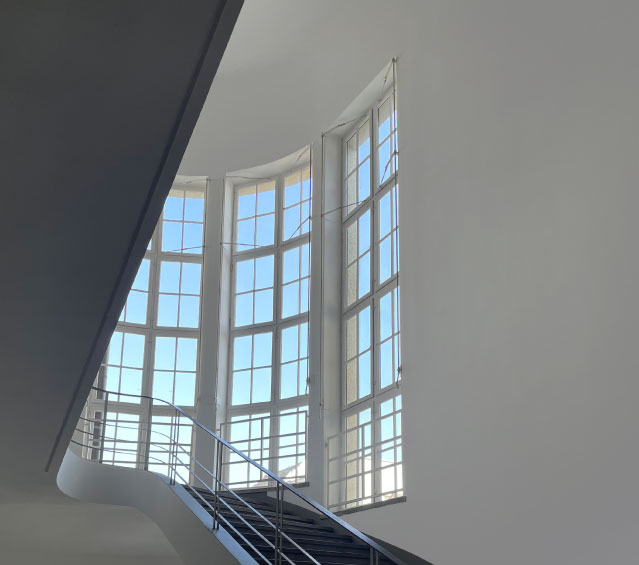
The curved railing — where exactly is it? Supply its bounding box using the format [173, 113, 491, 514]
[73, 386, 405, 565]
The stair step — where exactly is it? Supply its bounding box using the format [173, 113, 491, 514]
[220, 514, 333, 534]
[201, 499, 309, 522]
[240, 540, 371, 558]
[221, 521, 353, 544]
[191, 491, 299, 518]
[238, 543, 393, 565]
[185, 486, 397, 565]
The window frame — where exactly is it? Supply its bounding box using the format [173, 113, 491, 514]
[227, 164, 312, 419]
[338, 87, 402, 509]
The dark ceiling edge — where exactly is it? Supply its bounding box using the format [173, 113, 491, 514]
[45, 0, 244, 473]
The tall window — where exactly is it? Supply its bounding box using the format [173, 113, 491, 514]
[86, 185, 206, 473]
[338, 91, 402, 509]
[225, 164, 311, 487]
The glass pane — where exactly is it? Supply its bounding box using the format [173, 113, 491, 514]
[346, 263, 357, 306]
[379, 237, 392, 283]
[122, 333, 145, 367]
[255, 255, 274, 289]
[253, 332, 272, 367]
[164, 195, 183, 221]
[302, 169, 311, 200]
[358, 161, 370, 203]
[300, 278, 309, 314]
[283, 206, 300, 241]
[379, 292, 392, 340]
[359, 307, 370, 352]
[162, 221, 182, 252]
[252, 368, 271, 403]
[285, 173, 301, 207]
[181, 263, 201, 294]
[176, 338, 197, 371]
[120, 368, 142, 398]
[153, 371, 173, 403]
[174, 372, 196, 406]
[257, 184, 276, 214]
[358, 252, 370, 298]
[346, 359, 357, 404]
[256, 214, 274, 246]
[235, 293, 253, 327]
[282, 282, 299, 319]
[232, 371, 251, 405]
[183, 223, 203, 253]
[184, 195, 204, 222]
[359, 211, 370, 254]
[157, 294, 179, 326]
[358, 122, 370, 161]
[299, 322, 308, 358]
[281, 326, 298, 363]
[160, 262, 180, 293]
[125, 291, 147, 324]
[237, 187, 256, 220]
[379, 138, 391, 184]
[300, 243, 310, 277]
[379, 192, 391, 238]
[283, 247, 300, 283]
[358, 352, 371, 397]
[154, 337, 176, 371]
[179, 296, 200, 328]
[236, 218, 255, 248]
[347, 134, 357, 174]
[236, 259, 254, 293]
[280, 362, 298, 399]
[380, 341, 393, 389]
[379, 98, 391, 140]
[233, 336, 252, 371]
[346, 222, 357, 265]
[254, 289, 273, 323]
[347, 174, 357, 214]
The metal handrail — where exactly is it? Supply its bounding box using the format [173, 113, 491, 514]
[81, 386, 406, 565]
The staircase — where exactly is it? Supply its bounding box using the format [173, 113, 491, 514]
[186, 487, 394, 565]
[75, 386, 408, 565]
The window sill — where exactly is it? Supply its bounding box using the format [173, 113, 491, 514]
[334, 495, 406, 516]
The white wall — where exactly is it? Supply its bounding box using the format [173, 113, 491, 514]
[181, 1, 639, 564]
[58, 451, 251, 565]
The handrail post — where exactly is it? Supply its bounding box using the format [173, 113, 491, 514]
[212, 440, 219, 530]
[99, 390, 109, 464]
[274, 482, 281, 565]
[143, 397, 153, 471]
[215, 439, 222, 530]
[169, 409, 177, 485]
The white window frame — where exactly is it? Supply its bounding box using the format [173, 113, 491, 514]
[226, 165, 312, 483]
[339, 88, 402, 507]
[87, 184, 208, 477]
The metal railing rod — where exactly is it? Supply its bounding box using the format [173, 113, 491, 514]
[176, 470, 276, 565]
[87, 386, 406, 565]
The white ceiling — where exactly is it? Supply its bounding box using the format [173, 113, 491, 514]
[180, 0, 424, 178]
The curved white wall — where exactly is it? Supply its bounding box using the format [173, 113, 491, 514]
[180, 2, 639, 564]
[58, 451, 251, 565]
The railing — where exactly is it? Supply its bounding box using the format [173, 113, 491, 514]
[220, 411, 307, 490]
[326, 401, 404, 512]
[73, 387, 406, 565]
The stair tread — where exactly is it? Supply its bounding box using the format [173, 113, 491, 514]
[221, 522, 353, 543]
[238, 541, 371, 556]
[193, 493, 298, 515]
[220, 514, 333, 532]
[185, 486, 399, 565]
